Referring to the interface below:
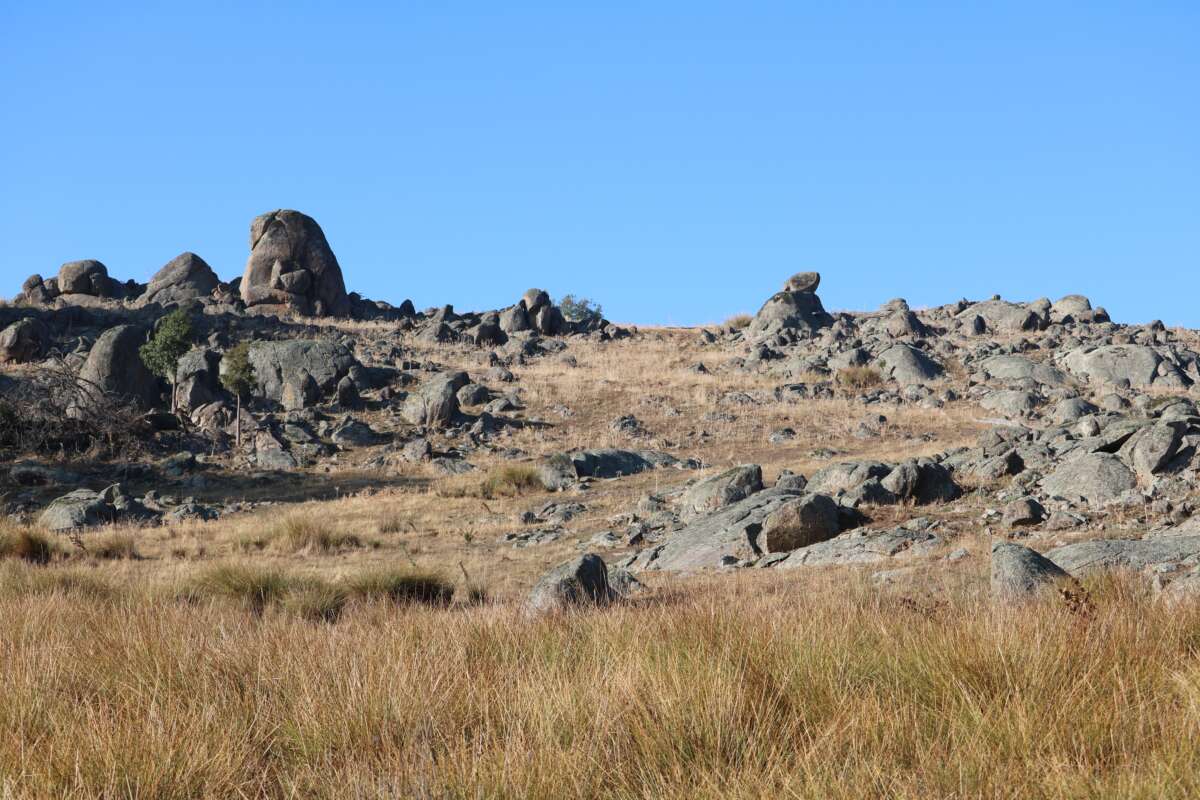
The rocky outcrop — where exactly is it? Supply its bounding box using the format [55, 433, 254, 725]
[873, 344, 943, 384]
[141, 252, 220, 306]
[240, 210, 350, 317]
[748, 273, 833, 339]
[243, 340, 357, 404]
[772, 525, 942, 569]
[678, 465, 764, 521]
[57, 260, 113, 297]
[39, 484, 159, 531]
[1047, 536, 1200, 576]
[626, 487, 812, 571]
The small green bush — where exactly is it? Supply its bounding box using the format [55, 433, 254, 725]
[559, 295, 603, 324]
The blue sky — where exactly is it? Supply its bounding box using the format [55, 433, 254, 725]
[1, 2, 1196, 325]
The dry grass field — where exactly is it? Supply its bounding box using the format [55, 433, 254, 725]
[2, 565, 1199, 798]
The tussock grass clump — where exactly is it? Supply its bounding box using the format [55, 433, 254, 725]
[377, 514, 408, 534]
[282, 581, 350, 623]
[343, 567, 454, 607]
[724, 313, 753, 329]
[0, 526, 59, 564]
[180, 563, 294, 615]
[0, 562, 118, 600]
[837, 365, 884, 389]
[480, 465, 544, 499]
[273, 515, 364, 553]
[87, 531, 141, 560]
[181, 563, 458, 620]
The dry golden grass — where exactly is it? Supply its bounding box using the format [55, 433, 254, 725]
[0, 564, 1197, 798]
[836, 365, 883, 388]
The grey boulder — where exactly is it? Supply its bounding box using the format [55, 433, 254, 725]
[679, 465, 764, 520]
[244, 340, 357, 404]
[1041, 453, 1137, 506]
[239, 210, 350, 316]
[401, 371, 470, 427]
[141, 252, 220, 306]
[0, 317, 49, 363]
[1047, 536, 1200, 576]
[527, 554, 616, 613]
[990, 542, 1069, 599]
[76, 325, 159, 410]
[873, 344, 943, 384]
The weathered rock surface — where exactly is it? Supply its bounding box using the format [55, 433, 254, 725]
[538, 449, 690, 490]
[679, 465, 764, 520]
[141, 252, 220, 306]
[244, 340, 357, 404]
[76, 325, 159, 410]
[1047, 536, 1200, 575]
[1041, 453, 1137, 506]
[401, 372, 470, 427]
[0, 318, 49, 363]
[240, 210, 350, 316]
[990, 541, 1069, 598]
[527, 554, 616, 612]
[873, 344, 943, 384]
[626, 487, 809, 571]
[774, 526, 942, 569]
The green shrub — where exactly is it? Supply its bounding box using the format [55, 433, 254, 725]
[139, 309, 194, 411]
[559, 295, 603, 324]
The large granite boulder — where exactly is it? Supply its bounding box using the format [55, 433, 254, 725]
[977, 355, 1070, 388]
[873, 344, 943, 384]
[679, 465, 764, 521]
[758, 493, 841, 552]
[527, 554, 616, 612]
[990, 542, 1070, 599]
[243, 340, 357, 404]
[955, 299, 1044, 333]
[626, 487, 813, 571]
[0, 317, 49, 363]
[401, 372, 470, 427]
[1047, 536, 1200, 576]
[76, 325, 159, 410]
[142, 252, 220, 306]
[749, 289, 834, 338]
[57, 260, 111, 296]
[240, 210, 350, 316]
[773, 526, 942, 569]
[1062, 345, 1164, 388]
[38, 484, 159, 531]
[1041, 452, 1137, 506]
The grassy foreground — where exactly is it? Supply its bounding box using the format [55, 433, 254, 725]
[1, 564, 1198, 799]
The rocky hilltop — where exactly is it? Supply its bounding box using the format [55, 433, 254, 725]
[3, 210, 1200, 605]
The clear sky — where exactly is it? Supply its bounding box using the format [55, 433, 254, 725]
[2, 2, 1196, 326]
